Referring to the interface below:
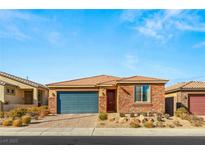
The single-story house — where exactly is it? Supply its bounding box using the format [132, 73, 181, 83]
[165, 81, 205, 116]
[47, 75, 168, 114]
[0, 71, 48, 111]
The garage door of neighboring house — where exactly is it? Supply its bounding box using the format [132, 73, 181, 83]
[57, 91, 99, 114]
[189, 95, 205, 115]
[165, 97, 174, 116]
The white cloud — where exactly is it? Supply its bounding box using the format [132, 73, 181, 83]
[124, 53, 138, 70]
[48, 31, 66, 46]
[193, 41, 205, 48]
[0, 10, 47, 41]
[121, 10, 205, 42]
[120, 10, 144, 22]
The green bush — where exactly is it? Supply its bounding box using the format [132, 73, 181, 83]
[175, 107, 189, 118]
[140, 112, 147, 116]
[119, 113, 125, 117]
[130, 122, 141, 128]
[130, 113, 135, 118]
[99, 112, 108, 120]
[22, 115, 31, 125]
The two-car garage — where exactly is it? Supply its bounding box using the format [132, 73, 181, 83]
[57, 91, 99, 114]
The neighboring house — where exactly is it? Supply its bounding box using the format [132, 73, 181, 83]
[0, 71, 48, 111]
[47, 75, 168, 114]
[165, 81, 205, 116]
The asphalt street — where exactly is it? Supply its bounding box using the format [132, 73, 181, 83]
[1, 136, 205, 145]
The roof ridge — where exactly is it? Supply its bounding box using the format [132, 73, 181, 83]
[117, 75, 167, 81]
[47, 74, 120, 85]
[0, 71, 47, 89]
[181, 81, 194, 88]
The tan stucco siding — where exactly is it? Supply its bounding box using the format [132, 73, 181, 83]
[4, 86, 25, 104]
[0, 85, 5, 102]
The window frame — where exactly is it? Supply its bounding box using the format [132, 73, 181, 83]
[134, 84, 151, 103]
[5, 87, 16, 96]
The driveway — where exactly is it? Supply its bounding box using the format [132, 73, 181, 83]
[27, 114, 98, 128]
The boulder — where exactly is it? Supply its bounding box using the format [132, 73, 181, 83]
[119, 117, 128, 123]
[139, 115, 145, 122]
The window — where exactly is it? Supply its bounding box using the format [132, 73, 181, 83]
[6, 87, 16, 96]
[134, 85, 150, 102]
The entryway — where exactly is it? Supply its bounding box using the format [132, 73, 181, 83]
[107, 90, 116, 112]
[165, 97, 174, 116]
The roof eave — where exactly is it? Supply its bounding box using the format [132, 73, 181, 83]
[117, 80, 169, 84]
[47, 85, 97, 88]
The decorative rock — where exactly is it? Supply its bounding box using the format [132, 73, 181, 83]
[119, 117, 128, 123]
[109, 117, 115, 122]
[139, 115, 145, 122]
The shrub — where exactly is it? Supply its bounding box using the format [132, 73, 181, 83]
[2, 119, 12, 127]
[22, 115, 31, 125]
[27, 106, 40, 117]
[12, 119, 22, 127]
[39, 106, 50, 116]
[8, 108, 28, 119]
[99, 112, 108, 120]
[130, 122, 141, 128]
[130, 113, 135, 118]
[0, 111, 4, 118]
[140, 112, 147, 116]
[119, 113, 125, 117]
[144, 121, 154, 128]
[142, 118, 148, 123]
[175, 107, 189, 118]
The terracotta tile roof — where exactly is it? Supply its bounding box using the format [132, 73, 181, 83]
[166, 81, 205, 93]
[0, 80, 6, 86]
[47, 75, 168, 87]
[47, 75, 121, 87]
[117, 75, 168, 83]
[0, 71, 48, 89]
[0, 80, 18, 87]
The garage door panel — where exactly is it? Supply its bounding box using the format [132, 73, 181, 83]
[189, 95, 205, 115]
[57, 91, 98, 114]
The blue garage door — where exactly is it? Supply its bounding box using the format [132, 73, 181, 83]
[57, 91, 99, 114]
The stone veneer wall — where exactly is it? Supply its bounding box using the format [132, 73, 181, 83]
[98, 88, 107, 112]
[48, 89, 57, 114]
[117, 83, 165, 113]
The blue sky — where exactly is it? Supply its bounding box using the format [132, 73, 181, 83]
[0, 10, 205, 85]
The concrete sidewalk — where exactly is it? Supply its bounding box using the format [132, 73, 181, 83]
[1, 128, 205, 136]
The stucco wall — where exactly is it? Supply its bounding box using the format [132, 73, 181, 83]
[4, 86, 25, 104]
[0, 85, 5, 102]
[117, 83, 165, 113]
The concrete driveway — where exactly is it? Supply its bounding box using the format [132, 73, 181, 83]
[27, 114, 98, 128]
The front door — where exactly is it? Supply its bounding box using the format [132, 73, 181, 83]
[24, 91, 33, 104]
[107, 90, 116, 112]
